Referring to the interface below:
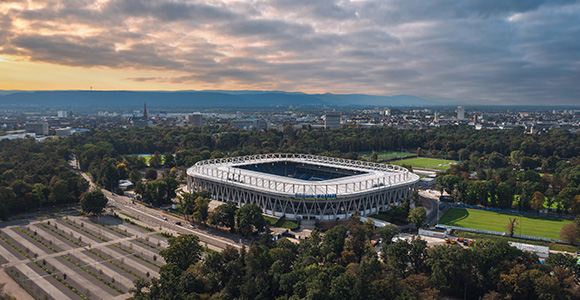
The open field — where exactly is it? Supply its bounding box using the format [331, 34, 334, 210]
[124, 154, 165, 166]
[439, 208, 572, 240]
[0, 212, 168, 300]
[391, 157, 457, 170]
[359, 151, 416, 160]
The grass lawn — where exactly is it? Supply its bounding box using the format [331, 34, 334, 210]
[360, 151, 416, 160]
[391, 157, 457, 170]
[264, 215, 278, 225]
[141, 154, 165, 165]
[263, 216, 298, 229]
[369, 207, 409, 225]
[439, 208, 572, 240]
[124, 154, 166, 165]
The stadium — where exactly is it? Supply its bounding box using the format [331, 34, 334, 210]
[187, 153, 420, 221]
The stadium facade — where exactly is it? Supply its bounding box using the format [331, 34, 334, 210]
[187, 153, 420, 221]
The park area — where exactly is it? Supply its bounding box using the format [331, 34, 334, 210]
[438, 207, 572, 240]
[0, 213, 169, 300]
[391, 157, 457, 170]
[359, 151, 416, 160]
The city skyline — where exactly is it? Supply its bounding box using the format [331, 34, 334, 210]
[1, 0, 579, 105]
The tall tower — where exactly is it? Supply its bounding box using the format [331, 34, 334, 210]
[456, 106, 465, 120]
[143, 102, 147, 120]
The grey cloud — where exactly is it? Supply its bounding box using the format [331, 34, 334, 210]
[1, 0, 580, 104]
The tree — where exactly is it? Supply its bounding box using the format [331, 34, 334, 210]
[370, 152, 378, 162]
[496, 182, 514, 209]
[376, 225, 400, 245]
[138, 177, 178, 206]
[236, 204, 267, 236]
[80, 190, 108, 215]
[435, 175, 460, 195]
[321, 225, 347, 258]
[426, 244, 474, 297]
[571, 195, 580, 216]
[145, 168, 157, 180]
[129, 169, 142, 186]
[163, 153, 176, 168]
[49, 180, 74, 204]
[559, 223, 580, 244]
[408, 207, 427, 229]
[209, 201, 238, 231]
[382, 239, 411, 275]
[192, 196, 209, 223]
[178, 192, 197, 218]
[116, 163, 129, 179]
[149, 152, 162, 168]
[506, 217, 518, 237]
[532, 191, 545, 211]
[159, 234, 203, 271]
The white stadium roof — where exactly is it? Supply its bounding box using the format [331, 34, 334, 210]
[188, 153, 420, 198]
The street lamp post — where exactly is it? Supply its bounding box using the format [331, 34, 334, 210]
[520, 214, 523, 236]
[436, 199, 440, 226]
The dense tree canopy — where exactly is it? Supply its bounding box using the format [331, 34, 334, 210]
[132, 217, 580, 300]
[0, 139, 88, 219]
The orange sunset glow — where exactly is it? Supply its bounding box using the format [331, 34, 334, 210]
[1, 0, 579, 104]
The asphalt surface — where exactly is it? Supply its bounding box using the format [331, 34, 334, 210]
[71, 159, 246, 251]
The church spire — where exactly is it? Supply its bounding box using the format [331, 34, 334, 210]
[143, 102, 147, 120]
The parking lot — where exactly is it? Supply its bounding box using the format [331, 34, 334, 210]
[0, 213, 169, 300]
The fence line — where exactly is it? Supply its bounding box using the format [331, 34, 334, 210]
[436, 224, 580, 246]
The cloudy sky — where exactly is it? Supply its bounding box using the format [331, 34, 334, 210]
[0, 0, 579, 105]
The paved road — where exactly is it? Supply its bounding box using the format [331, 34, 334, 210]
[72, 161, 246, 251]
[419, 189, 442, 225]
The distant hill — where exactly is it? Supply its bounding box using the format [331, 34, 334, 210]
[0, 90, 436, 110]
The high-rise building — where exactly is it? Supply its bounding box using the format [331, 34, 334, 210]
[188, 113, 203, 126]
[456, 106, 465, 120]
[325, 113, 341, 129]
[57, 110, 68, 118]
[25, 122, 49, 135]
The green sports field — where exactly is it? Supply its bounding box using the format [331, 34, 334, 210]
[391, 157, 456, 170]
[360, 151, 416, 160]
[438, 208, 571, 240]
[141, 154, 165, 165]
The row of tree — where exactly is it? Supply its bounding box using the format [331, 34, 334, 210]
[437, 165, 580, 213]
[178, 190, 268, 236]
[63, 124, 580, 182]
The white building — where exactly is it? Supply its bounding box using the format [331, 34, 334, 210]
[57, 110, 68, 118]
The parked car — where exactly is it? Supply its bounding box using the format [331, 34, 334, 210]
[175, 221, 181, 226]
